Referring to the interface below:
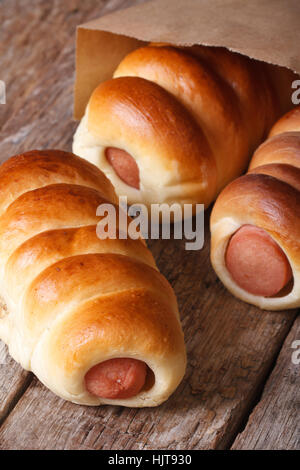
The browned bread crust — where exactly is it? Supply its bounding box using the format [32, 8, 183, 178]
[74, 44, 296, 210]
[0, 149, 186, 406]
[210, 106, 300, 310]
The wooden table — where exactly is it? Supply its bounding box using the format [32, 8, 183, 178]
[0, 0, 299, 450]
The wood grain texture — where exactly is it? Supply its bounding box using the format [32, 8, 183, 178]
[0, 342, 32, 426]
[0, 0, 144, 129]
[232, 315, 300, 450]
[0, 0, 298, 450]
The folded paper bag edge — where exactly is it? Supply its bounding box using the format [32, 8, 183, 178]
[74, 0, 300, 119]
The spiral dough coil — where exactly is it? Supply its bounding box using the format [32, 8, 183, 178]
[0, 150, 186, 406]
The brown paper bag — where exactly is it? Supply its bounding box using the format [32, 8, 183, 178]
[74, 0, 300, 119]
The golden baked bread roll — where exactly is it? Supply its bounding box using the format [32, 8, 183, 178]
[0, 150, 186, 406]
[73, 44, 295, 210]
[210, 106, 300, 310]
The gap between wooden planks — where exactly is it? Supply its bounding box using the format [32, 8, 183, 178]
[0, 0, 298, 450]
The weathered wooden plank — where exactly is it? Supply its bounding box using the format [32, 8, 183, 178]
[231, 315, 300, 450]
[0, 0, 298, 450]
[0, 0, 144, 129]
[0, 341, 32, 426]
